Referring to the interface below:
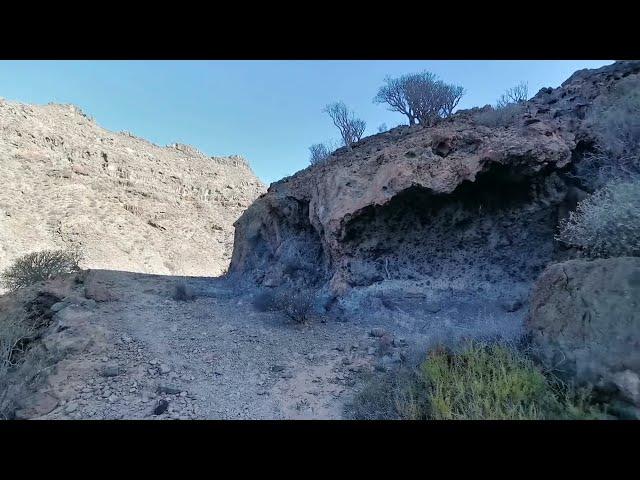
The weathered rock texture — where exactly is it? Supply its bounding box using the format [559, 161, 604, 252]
[230, 61, 640, 340]
[527, 257, 640, 416]
[0, 101, 265, 279]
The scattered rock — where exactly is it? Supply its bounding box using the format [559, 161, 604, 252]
[501, 298, 523, 313]
[153, 399, 169, 415]
[393, 337, 407, 348]
[157, 385, 182, 395]
[50, 302, 67, 313]
[14, 392, 59, 419]
[84, 278, 117, 302]
[101, 364, 121, 377]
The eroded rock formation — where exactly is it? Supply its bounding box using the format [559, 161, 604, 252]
[230, 61, 640, 341]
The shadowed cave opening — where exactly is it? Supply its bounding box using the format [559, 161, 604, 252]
[339, 164, 563, 289]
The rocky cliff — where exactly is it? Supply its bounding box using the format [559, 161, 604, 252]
[230, 60, 640, 342]
[0, 100, 265, 279]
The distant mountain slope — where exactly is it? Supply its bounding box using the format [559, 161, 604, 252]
[0, 100, 265, 278]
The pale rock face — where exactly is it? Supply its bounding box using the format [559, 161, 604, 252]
[0, 100, 266, 279]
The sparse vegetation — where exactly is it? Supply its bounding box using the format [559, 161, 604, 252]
[0, 316, 33, 417]
[0, 292, 62, 419]
[475, 103, 526, 127]
[308, 143, 333, 166]
[253, 288, 315, 324]
[347, 342, 605, 420]
[0, 320, 51, 419]
[173, 281, 196, 301]
[373, 72, 465, 126]
[323, 102, 366, 148]
[252, 289, 279, 312]
[558, 77, 640, 258]
[475, 82, 529, 128]
[574, 76, 640, 190]
[496, 81, 529, 109]
[1, 250, 82, 292]
[557, 181, 640, 258]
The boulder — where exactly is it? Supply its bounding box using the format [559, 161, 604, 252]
[527, 257, 640, 410]
[14, 392, 59, 419]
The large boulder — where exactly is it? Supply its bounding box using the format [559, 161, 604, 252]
[527, 257, 640, 415]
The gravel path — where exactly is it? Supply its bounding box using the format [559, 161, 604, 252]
[37, 270, 403, 420]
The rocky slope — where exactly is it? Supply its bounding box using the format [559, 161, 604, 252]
[0, 100, 265, 279]
[230, 61, 640, 343]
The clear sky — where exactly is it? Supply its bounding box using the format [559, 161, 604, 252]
[0, 60, 612, 184]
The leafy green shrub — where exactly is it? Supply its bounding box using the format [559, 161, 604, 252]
[557, 181, 640, 258]
[419, 343, 602, 420]
[1, 250, 82, 291]
[348, 342, 605, 420]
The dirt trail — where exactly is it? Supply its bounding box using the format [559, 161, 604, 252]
[36, 270, 386, 420]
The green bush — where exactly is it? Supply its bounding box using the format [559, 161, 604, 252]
[557, 181, 640, 258]
[348, 342, 605, 420]
[1, 250, 82, 291]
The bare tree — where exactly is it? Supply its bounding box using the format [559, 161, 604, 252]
[377, 123, 388, 133]
[323, 102, 367, 148]
[496, 82, 528, 109]
[374, 76, 417, 125]
[440, 84, 465, 118]
[309, 143, 332, 165]
[374, 71, 465, 126]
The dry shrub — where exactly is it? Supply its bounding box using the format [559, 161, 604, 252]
[253, 287, 315, 324]
[575, 76, 640, 189]
[475, 103, 526, 128]
[557, 181, 640, 258]
[1, 250, 81, 292]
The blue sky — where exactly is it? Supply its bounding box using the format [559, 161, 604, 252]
[0, 60, 612, 184]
